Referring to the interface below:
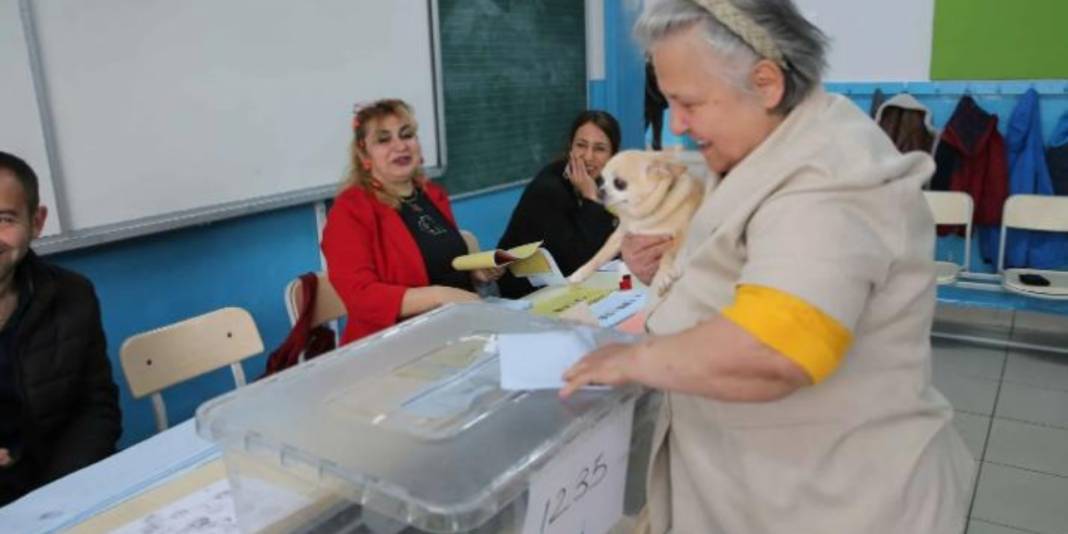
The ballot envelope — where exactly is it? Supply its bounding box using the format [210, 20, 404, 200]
[196, 303, 643, 533]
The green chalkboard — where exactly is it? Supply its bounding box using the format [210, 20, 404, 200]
[931, 0, 1068, 80]
[437, 0, 586, 195]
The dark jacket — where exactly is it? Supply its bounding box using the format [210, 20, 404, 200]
[497, 160, 617, 298]
[1003, 89, 1068, 269]
[1047, 111, 1068, 196]
[931, 96, 1009, 261]
[874, 93, 937, 155]
[0, 252, 120, 505]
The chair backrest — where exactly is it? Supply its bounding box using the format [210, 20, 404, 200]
[284, 272, 346, 328]
[998, 194, 1068, 272]
[120, 307, 264, 432]
[924, 191, 973, 272]
[460, 229, 479, 254]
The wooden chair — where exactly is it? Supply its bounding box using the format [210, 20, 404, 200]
[283, 272, 346, 328]
[923, 191, 973, 284]
[997, 195, 1068, 299]
[120, 307, 264, 432]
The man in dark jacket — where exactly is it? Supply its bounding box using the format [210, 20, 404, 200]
[0, 152, 121, 506]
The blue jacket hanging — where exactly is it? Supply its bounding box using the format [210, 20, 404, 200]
[1002, 88, 1068, 269]
[1046, 111, 1068, 196]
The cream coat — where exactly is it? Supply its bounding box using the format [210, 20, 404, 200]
[643, 90, 975, 534]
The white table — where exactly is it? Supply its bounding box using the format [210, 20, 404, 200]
[0, 418, 217, 533]
[2, 273, 644, 532]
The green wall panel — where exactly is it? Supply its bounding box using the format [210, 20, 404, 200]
[932, 0, 1068, 80]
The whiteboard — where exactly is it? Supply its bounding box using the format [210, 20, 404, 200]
[0, 0, 61, 236]
[25, 0, 442, 247]
[796, 0, 934, 81]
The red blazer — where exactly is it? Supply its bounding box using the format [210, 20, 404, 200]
[321, 182, 458, 345]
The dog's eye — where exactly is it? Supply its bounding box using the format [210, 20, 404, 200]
[594, 176, 604, 187]
[613, 177, 628, 191]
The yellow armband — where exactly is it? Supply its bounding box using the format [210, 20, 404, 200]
[720, 284, 853, 383]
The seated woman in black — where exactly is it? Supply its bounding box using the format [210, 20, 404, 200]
[496, 111, 621, 298]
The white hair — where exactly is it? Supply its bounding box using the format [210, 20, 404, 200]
[636, 0, 828, 113]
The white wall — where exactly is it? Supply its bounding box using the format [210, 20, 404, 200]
[0, 0, 62, 236]
[796, 0, 934, 81]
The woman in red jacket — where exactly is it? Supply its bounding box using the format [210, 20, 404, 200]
[322, 99, 501, 345]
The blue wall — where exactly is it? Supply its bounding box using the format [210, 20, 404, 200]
[593, 0, 645, 149]
[47, 187, 522, 449]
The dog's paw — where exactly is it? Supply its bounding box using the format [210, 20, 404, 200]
[652, 265, 682, 297]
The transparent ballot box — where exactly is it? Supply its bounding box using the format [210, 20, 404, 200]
[196, 303, 640, 533]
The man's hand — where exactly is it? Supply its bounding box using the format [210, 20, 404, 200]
[0, 448, 12, 467]
[622, 233, 673, 285]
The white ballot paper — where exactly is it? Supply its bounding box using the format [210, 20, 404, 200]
[498, 330, 598, 391]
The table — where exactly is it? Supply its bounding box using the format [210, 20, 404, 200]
[1, 273, 641, 533]
[0, 418, 218, 533]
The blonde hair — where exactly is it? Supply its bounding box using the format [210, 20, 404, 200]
[340, 98, 427, 209]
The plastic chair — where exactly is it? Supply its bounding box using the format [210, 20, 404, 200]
[924, 191, 973, 284]
[997, 194, 1068, 299]
[120, 307, 264, 432]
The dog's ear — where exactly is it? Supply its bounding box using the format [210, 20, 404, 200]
[646, 158, 688, 180]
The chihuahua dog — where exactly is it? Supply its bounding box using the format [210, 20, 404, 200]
[568, 150, 704, 296]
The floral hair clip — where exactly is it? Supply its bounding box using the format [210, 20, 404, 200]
[352, 101, 371, 131]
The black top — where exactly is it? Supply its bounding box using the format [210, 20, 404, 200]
[497, 160, 617, 298]
[0, 266, 32, 455]
[0, 251, 120, 506]
[397, 189, 473, 292]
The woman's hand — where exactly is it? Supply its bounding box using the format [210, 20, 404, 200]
[472, 266, 505, 284]
[433, 285, 480, 306]
[560, 342, 637, 398]
[622, 233, 673, 285]
[568, 154, 600, 202]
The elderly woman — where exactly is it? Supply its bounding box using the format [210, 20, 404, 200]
[561, 1, 974, 532]
[322, 99, 501, 345]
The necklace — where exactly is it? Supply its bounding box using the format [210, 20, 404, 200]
[400, 190, 422, 212]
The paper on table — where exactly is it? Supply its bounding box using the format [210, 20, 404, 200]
[110, 477, 237, 534]
[589, 290, 647, 327]
[108, 475, 311, 534]
[498, 330, 599, 391]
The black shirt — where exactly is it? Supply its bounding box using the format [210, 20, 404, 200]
[497, 160, 618, 298]
[0, 264, 33, 457]
[397, 189, 473, 292]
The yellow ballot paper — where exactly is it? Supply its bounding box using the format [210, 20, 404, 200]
[451, 241, 543, 271]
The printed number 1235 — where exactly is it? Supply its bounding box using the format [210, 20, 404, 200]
[539, 452, 609, 532]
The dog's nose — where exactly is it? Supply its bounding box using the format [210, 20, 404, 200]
[613, 177, 628, 191]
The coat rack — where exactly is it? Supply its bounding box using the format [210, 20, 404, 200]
[825, 80, 1068, 97]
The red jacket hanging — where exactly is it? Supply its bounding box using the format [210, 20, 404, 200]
[931, 96, 1009, 232]
[321, 182, 457, 345]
